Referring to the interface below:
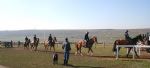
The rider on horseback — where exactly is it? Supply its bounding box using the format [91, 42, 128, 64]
[84, 31, 89, 47]
[25, 36, 28, 44]
[48, 34, 53, 45]
[124, 30, 131, 43]
[33, 34, 37, 45]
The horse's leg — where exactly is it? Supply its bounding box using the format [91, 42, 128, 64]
[27, 44, 29, 50]
[134, 47, 139, 58]
[75, 47, 79, 55]
[90, 47, 93, 56]
[45, 45, 48, 52]
[53, 46, 55, 52]
[50, 46, 52, 51]
[87, 48, 90, 55]
[34, 44, 37, 51]
[80, 47, 83, 56]
[126, 48, 132, 57]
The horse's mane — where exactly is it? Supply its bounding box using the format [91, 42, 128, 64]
[131, 34, 142, 44]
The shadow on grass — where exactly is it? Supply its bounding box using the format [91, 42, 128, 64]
[60, 64, 104, 68]
[37, 50, 75, 54]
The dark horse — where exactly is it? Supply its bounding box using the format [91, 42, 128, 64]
[1, 41, 13, 48]
[24, 39, 30, 49]
[33, 38, 39, 51]
[75, 36, 98, 56]
[49, 39, 56, 52]
[112, 34, 143, 58]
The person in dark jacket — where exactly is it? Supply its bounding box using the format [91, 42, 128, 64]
[124, 30, 132, 44]
[124, 30, 130, 40]
[62, 38, 71, 65]
[33, 34, 37, 44]
[84, 32, 89, 42]
[48, 34, 53, 45]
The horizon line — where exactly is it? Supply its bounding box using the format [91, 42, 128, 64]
[0, 28, 150, 31]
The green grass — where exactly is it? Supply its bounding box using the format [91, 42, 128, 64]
[0, 44, 150, 68]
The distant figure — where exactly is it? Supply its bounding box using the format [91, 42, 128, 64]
[52, 52, 58, 65]
[10, 40, 13, 47]
[48, 34, 53, 45]
[33, 34, 37, 45]
[25, 36, 28, 42]
[62, 38, 71, 65]
[18, 41, 21, 47]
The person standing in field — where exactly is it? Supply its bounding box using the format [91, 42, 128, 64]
[62, 38, 71, 65]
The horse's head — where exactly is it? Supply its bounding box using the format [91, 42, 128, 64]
[92, 36, 98, 44]
[132, 34, 143, 44]
[137, 34, 143, 42]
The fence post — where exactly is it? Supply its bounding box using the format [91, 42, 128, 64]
[103, 41, 105, 48]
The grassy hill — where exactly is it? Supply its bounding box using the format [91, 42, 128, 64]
[0, 29, 149, 44]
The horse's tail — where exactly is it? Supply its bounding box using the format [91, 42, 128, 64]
[112, 40, 117, 52]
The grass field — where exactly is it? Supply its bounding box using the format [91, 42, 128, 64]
[1, 44, 150, 68]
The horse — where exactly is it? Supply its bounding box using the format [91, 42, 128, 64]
[54, 37, 58, 47]
[75, 36, 98, 56]
[43, 39, 56, 52]
[33, 38, 39, 51]
[112, 34, 143, 58]
[24, 39, 30, 49]
[30, 41, 34, 50]
[48, 39, 56, 52]
[43, 40, 49, 52]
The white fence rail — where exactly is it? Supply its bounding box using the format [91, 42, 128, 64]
[116, 45, 150, 60]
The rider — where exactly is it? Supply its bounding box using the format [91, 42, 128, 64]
[48, 34, 53, 45]
[25, 36, 28, 44]
[84, 31, 89, 47]
[124, 30, 131, 43]
[33, 34, 37, 44]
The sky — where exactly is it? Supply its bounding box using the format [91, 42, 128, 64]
[0, 0, 150, 30]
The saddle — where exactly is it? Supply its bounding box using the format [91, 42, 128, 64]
[83, 40, 89, 48]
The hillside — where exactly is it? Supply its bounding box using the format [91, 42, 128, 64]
[0, 29, 149, 44]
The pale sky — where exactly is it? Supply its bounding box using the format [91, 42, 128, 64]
[0, 0, 150, 30]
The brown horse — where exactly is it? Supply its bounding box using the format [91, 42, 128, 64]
[43, 40, 49, 52]
[75, 36, 98, 56]
[112, 34, 143, 58]
[44, 39, 56, 52]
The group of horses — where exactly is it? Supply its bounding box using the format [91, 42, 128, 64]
[24, 38, 39, 51]
[0, 41, 13, 48]
[23, 35, 98, 56]
[8, 33, 150, 57]
[43, 36, 98, 56]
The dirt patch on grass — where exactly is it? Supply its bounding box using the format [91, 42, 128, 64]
[0, 65, 8, 68]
